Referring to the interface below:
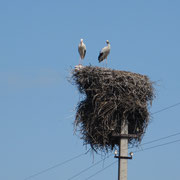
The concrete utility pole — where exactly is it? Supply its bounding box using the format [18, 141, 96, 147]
[114, 119, 133, 180]
[118, 120, 128, 180]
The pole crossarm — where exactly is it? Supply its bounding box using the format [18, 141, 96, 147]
[114, 155, 133, 160]
[112, 133, 140, 139]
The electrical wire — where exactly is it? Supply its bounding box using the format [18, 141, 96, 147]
[23, 102, 180, 180]
[67, 154, 113, 180]
[66, 102, 180, 179]
[85, 138, 180, 180]
[67, 131, 180, 180]
[140, 132, 180, 146]
[152, 102, 180, 115]
[23, 152, 87, 180]
[84, 161, 117, 180]
[135, 139, 180, 153]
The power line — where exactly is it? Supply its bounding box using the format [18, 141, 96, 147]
[85, 161, 117, 180]
[135, 139, 180, 153]
[152, 102, 180, 115]
[140, 132, 180, 146]
[124, 131, 180, 152]
[85, 138, 180, 180]
[68, 154, 112, 180]
[23, 102, 180, 180]
[67, 131, 180, 180]
[67, 102, 180, 179]
[23, 152, 87, 180]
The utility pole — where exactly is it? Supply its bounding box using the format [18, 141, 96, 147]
[118, 120, 128, 180]
[114, 120, 134, 180]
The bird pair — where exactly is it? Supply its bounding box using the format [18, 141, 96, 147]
[78, 39, 111, 66]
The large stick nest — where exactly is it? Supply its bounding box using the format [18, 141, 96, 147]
[71, 66, 155, 152]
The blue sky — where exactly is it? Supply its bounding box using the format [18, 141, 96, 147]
[1, 0, 180, 179]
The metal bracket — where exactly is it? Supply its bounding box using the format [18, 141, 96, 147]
[112, 133, 139, 139]
[114, 155, 132, 160]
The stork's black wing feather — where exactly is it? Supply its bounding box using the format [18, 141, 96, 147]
[84, 49, 86, 58]
[98, 52, 103, 62]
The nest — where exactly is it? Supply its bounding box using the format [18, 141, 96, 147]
[71, 66, 155, 153]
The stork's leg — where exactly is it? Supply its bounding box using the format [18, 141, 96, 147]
[79, 57, 81, 65]
[103, 60, 105, 67]
[106, 58, 107, 67]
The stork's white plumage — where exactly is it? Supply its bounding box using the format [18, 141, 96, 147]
[98, 40, 110, 65]
[78, 39, 86, 65]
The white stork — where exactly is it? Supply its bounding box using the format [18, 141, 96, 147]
[98, 40, 111, 66]
[78, 39, 86, 65]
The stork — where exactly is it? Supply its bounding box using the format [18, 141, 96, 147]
[98, 40, 111, 66]
[78, 39, 86, 65]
